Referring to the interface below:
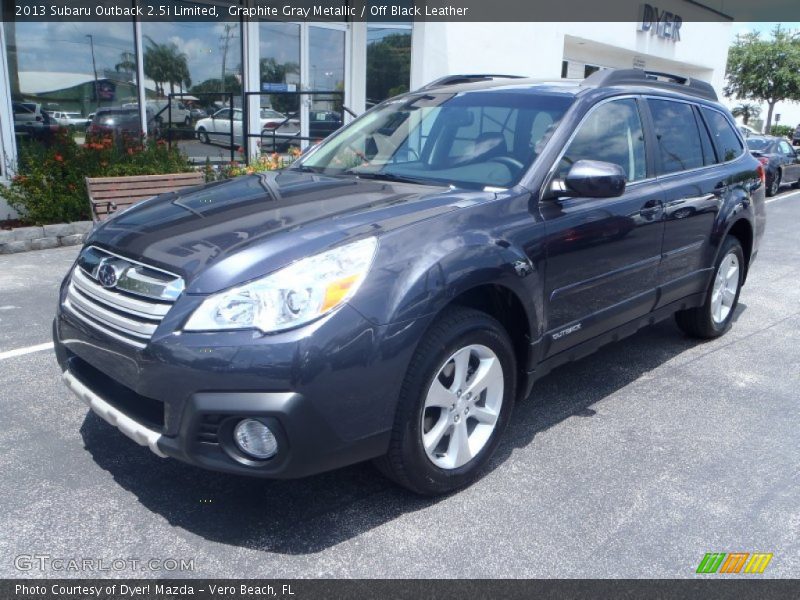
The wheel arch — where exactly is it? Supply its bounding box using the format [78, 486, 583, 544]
[432, 282, 534, 401]
[725, 217, 754, 281]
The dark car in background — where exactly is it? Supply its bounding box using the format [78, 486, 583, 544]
[793, 124, 800, 146]
[87, 106, 158, 140]
[264, 110, 343, 151]
[54, 69, 765, 495]
[746, 135, 800, 196]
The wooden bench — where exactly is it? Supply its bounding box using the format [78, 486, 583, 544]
[86, 172, 205, 222]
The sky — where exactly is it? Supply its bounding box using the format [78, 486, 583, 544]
[725, 22, 800, 130]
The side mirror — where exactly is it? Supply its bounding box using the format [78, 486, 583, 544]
[557, 160, 627, 199]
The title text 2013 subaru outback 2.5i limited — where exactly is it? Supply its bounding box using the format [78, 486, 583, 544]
[55, 69, 766, 495]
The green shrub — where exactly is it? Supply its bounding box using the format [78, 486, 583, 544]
[769, 124, 793, 138]
[1, 128, 192, 225]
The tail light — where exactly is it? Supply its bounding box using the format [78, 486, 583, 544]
[756, 160, 766, 184]
[262, 122, 278, 130]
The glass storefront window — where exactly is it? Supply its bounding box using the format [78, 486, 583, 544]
[141, 5, 242, 162]
[308, 26, 345, 144]
[366, 24, 411, 108]
[4, 16, 137, 146]
[259, 21, 300, 126]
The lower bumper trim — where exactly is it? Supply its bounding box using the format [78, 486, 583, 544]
[62, 369, 167, 458]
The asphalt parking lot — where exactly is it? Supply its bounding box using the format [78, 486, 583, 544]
[1, 191, 798, 579]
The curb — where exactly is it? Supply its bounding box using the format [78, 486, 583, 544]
[0, 221, 93, 254]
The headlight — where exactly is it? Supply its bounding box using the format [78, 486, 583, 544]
[183, 237, 377, 333]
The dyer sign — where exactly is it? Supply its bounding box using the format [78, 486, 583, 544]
[638, 4, 683, 42]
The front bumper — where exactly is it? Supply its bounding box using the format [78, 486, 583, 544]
[54, 296, 425, 478]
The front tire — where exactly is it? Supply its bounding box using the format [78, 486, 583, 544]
[675, 236, 744, 339]
[197, 128, 210, 144]
[375, 307, 516, 495]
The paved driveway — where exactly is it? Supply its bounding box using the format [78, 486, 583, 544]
[1, 192, 798, 578]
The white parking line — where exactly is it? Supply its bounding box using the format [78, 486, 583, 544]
[766, 190, 800, 204]
[0, 342, 54, 361]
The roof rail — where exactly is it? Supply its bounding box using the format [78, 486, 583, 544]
[581, 69, 718, 101]
[418, 74, 525, 91]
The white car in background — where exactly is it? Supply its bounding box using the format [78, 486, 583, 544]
[50, 111, 88, 128]
[195, 108, 300, 148]
[150, 100, 191, 126]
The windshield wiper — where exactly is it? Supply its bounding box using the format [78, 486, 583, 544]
[350, 171, 443, 186]
[289, 164, 321, 174]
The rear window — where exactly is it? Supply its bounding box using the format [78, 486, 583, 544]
[746, 138, 773, 152]
[649, 99, 705, 174]
[701, 108, 744, 162]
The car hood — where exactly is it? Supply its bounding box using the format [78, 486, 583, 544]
[86, 169, 494, 294]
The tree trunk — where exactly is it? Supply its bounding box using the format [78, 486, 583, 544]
[765, 101, 777, 134]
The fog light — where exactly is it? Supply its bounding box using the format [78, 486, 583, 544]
[233, 419, 278, 460]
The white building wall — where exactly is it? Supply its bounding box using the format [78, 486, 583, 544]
[412, 14, 732, 94]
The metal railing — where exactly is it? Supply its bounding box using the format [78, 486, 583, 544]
[164, 92, 236, 163]
[164, 90, 357, 165]
[242, 90, 349, 159]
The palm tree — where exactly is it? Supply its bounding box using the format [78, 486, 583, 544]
[143, 37, 190, 98]
[115, 51, 136, 74]
[732, 102, 762, 126]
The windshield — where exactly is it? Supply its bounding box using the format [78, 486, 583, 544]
[296, 90, 574, 189]
[746, 138, 772, 152]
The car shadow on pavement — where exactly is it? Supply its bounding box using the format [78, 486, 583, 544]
[79, 306, 745, 556]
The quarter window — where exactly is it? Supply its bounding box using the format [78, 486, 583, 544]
[649, 99, 704, 174]
[701, 108, 745, 162]
[557, 98, 647, 182]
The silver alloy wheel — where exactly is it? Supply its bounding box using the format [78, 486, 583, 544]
[420, 344, 504, 470]
[711, 252, 740, 324]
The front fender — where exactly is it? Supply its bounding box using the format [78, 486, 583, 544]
[350, 230, 540, 340]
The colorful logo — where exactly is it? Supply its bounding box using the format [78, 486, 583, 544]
[696, 552, 773, 574]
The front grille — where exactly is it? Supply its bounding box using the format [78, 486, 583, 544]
[63, 247, 183, 349]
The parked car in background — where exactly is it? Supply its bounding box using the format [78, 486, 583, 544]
[792, 124, 800, 146]
[189, 107, 208, 120]
[13, 103, 59, 141]
[87, 106, 158, 139]
[746, 135, 800, 196]
[12, 101, 43, 124]
[265, 110, 343, 151]
[50, 111, 88, 129]
[146, 100, 192, 127]
[195, 107, 300, 148]
[55, 69, 765, 495]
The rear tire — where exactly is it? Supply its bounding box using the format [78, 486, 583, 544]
[675, 236, 744, 339]
[375, 307, 516, 495]
[767, 170, 781, 196]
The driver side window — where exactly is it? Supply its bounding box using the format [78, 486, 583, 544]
[557, 98, 647, 182]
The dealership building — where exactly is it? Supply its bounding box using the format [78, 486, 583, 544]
[0, 0, 732, 216]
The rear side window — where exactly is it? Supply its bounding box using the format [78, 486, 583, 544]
[649, 99, 704, 174]
[701, 107, 744, 162]
[693, 107, 717, 165]
[557, 98, 647, 182]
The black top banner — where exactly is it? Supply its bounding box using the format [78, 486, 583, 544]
[2, 0, 800, 22]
